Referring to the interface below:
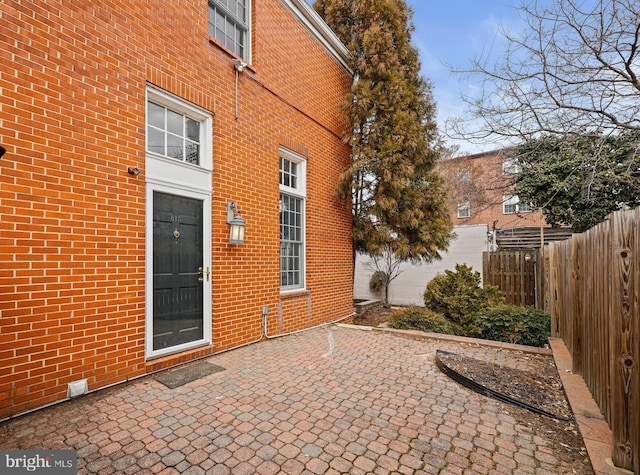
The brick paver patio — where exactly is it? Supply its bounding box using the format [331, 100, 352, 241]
[0, 325, 588, 474]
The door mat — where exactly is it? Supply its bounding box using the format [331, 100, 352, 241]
[154, 361, 225, 389]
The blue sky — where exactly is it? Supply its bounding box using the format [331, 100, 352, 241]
[307, 0, 526, 155]
[406, 0, 524, 154]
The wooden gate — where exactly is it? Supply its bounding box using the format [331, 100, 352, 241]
[482, 250, 539, 307]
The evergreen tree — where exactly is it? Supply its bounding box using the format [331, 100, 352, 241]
[515, 132, 640, 233]
[314, 0, 452, 267]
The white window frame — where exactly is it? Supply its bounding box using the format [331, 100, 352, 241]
[502, 157, 521, 175]
[457, 168, 470, 182]
[146, 86, 213, 174]
[517, 201, 532, 213]
[279, 147, 306, 292]
[503, 194, 531, 214]
[503, 195, 518, 214]
[208, 0, 251, 62]
[457, 200, 471, 218]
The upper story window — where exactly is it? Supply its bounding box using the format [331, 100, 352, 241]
[457, 168, 470, 182]
[208, 0, 250, 60]
[503, 195, 531, 214]
[502, 157, 521, 175]
[518, 201, 532, 213]
[279, 149, 306, 291]
[457, 201, 470, 218]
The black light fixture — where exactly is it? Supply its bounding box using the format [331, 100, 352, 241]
[0, 146, 6, 159]
[226, 202, 246, 244]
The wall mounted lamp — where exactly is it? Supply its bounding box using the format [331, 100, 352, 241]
[226, 201, 246, 244]
[127, 166, 141, 176]
[0, 146, 6, 159]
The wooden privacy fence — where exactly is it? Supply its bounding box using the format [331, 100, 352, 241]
[546, 208, 639, 473]
[482, 250, 539, 307]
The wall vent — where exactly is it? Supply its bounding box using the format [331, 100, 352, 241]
[67, 379, 88, 398]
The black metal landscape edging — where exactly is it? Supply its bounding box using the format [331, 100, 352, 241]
[435, 349, 570, 421]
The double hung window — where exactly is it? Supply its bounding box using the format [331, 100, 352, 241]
[457, 168, 470, 182]
[457, 201, 471, 218]
[502, 157, 521, 175]
[208, 0, 250, 60]
[279, 150, 306, 291]
[503, 195, 531, 214]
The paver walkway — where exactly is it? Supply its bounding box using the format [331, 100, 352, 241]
[0, 325, 588, 474]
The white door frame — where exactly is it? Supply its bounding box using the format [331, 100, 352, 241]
[145, 180, 212, 359]
[144, 85, 213, 359]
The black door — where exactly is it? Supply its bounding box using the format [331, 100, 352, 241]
[153, 192, 204, 351]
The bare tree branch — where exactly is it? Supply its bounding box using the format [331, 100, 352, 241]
[449, 0, 640, 144]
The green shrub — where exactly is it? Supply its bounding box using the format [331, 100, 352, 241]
[423, 264, 504, 335]
[474, 305, 551, 347]
[387, 306, 454, 334]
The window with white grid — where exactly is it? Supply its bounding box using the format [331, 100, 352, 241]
[503, 195, 531, 214]
[208, 0, 250, 60]
[457, 201, 471, 218]
[146, 88, 211, 168]
[279, 150, 306, 291]
[502, 157, 521, 175]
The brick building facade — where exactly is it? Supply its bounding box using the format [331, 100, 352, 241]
[0, 0, 353, 418]
[436, 148, 545, 230]
[436, 149, 573, 250]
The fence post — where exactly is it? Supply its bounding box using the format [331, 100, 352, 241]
[571, 234, 583, 375]
[548, 244, 560, 337]
[540, 246, 550, 314]
[609, 210, 637, 472]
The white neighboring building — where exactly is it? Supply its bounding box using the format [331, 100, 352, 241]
[354, 224, 490, 306]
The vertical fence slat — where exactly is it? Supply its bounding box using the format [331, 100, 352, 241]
[571, 235, 583, 374]
[633, 208, 640, 475]
[549, 245, 560, 336]
[610, 210, 637, 471]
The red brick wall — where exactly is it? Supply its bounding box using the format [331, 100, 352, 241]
[436, 151, 545, 230]
[0, 0, 353, 418]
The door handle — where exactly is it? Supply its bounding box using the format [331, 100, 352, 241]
[198, 266, 210, 282]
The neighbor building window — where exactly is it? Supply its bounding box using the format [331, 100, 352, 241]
[147, 89, 211, 167]
[503, 194, 531, 214]
[457, 201, 470, 218]
[457, 168, 470, 182]
[279, 149, 306, 291]
[208, 0, 250, 60]
[502, 157, 521, 174]
[518, 201, 532, 213]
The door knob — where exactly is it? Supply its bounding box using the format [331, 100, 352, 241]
[198, 266, 210, 282]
